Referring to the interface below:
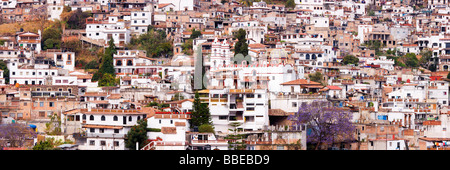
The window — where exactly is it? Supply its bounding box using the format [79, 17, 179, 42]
[39, 111, 45, 117]
[113, 116, 118, 121]
[89, 140, 95, 146]
[90, 128, 95, 133]
[292, 102, 297, 107]
[90, 115, 94, 120]
[99, 129, 104, 133]
[100, 141, 106, 146]
[114, 129, 119, 133]
[277, 146, 284, 150]
[101, 116, 106, 121]
[40, 102, 44, 107]
[49, 102, 54, 107]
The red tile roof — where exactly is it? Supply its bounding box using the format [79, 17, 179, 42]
[327, 85, 342, 90]
[280, 79, 321, 85]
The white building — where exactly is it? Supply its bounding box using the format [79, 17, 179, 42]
[295, 0, 324, 15]
[208, 88, 269, 133]
[365, 56, 395, 71]
[53, 51, 76, 71]
[113, 50, 159, 75]
[229, 21, 267, 44]
[9, 64, 58, 85]
[130, 8, 152, 36]
[145, 111, 190, 150]
[16, 31, 41, 54]
[428, 80, 449, 106]
[80, 108, 147, 150]
[85, 16, 132, 47]
[158, 0, 198, 11]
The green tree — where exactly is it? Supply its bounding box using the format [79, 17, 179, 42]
[128, 27, 173, 58]
[234, 28, 248, 57]
[342, 55, 359, 65]
[285, 0, 296, 9]
[171, 92, 185, 101]
[125, 119, 148, 150]
[198, 124, 215, 133]
[419, 50, 436, 71]
[190, 92, 212, 128]
[65, 9, 92, 29]
[308, 72, 325, 86]
[363, 40, 382, 55]
[98, 73, 119, 87]
[447, 72, 450, 79]
[182, 39, 193, 55]
[190, 28, 202, 39]
[41, 22, 63, 50]
[0, 60, 9, 84]
[100, 38, 116, 75]
[226, 122, 246, 150]
[33, 140, 60, 150]
[404, 53, 419, 68]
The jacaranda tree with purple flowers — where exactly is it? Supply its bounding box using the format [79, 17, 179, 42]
[0, 123, 37, 148]
[288, 101, 355, 150]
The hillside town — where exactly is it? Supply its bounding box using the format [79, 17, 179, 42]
[1, 0, 450, 151]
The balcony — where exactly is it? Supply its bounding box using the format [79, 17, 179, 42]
[85, 133, 126, 139]
[264, 125, 306, 132]
[275, 93, 327, 100]
[229, 102, 244, 111]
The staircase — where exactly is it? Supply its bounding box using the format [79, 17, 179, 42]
[80, 36, 105, 47]
[141, 141, 157, 150]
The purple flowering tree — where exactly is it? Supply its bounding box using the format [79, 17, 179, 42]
[288, 101, 355, 150]
[0, 123, 37, 148]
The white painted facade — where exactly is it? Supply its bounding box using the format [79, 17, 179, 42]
[81, 109, 147, 150]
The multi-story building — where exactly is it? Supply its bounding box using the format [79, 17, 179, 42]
[208, 88, 269, 133]
[79, 108, 147, 150]
[113, 50, 159, 75]
[85, 16, 131, 47]
[130, 8, 152, 36]
[145, 111, 190, 150]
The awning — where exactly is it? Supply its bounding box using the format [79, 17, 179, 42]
[198, 89, 209, 93]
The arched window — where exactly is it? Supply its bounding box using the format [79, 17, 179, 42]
[137, 116, 141, 121]
[101, 115, 106, 121]
[129, 116, 132, 122]
[305, 54, 310, 60]
[113, 116, 118, 121]
[90, 115, 94, 121]
[127, 60, 133, 66]
[312, 54, 317, 60]
[82, 114, 86, 120]
[116, 60, 122, 66]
